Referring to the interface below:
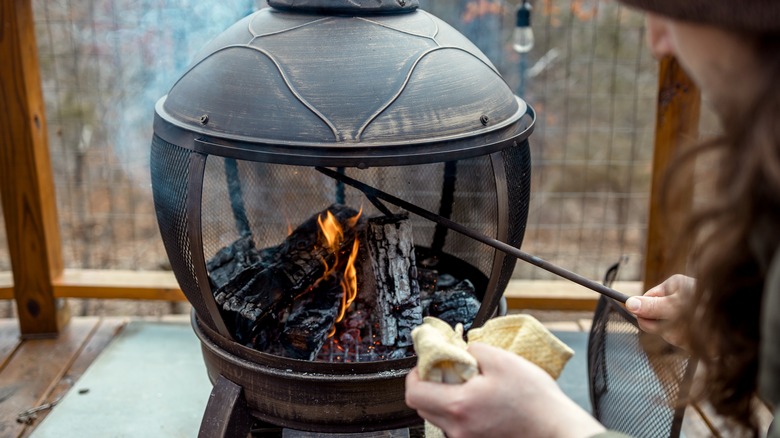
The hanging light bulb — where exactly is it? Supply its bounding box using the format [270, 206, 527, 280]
[513, 0, 534, 53]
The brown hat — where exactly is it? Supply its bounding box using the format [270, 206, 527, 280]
[617, 0, 780, 33]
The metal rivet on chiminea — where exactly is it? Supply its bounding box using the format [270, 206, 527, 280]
[149, 0, 536, 434]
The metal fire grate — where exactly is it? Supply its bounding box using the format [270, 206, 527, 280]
[588, 294, 697, 438]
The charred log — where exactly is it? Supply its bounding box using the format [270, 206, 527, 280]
[366, 212, 422, 347]
[208, 204, 363, 345]
[417, 267, 438, 317]
[206, 235, 264, 290]
[207, 204, 482, 362]
[427, 279, 480, 330]
[279, 277, 343, 360]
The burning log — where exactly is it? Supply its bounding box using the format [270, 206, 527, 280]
[207, 204, 477, 362]
[209, 204, 363, 345]
[365, 212, 423, 348]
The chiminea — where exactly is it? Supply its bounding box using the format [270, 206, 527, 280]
[150, 0, 534, 435]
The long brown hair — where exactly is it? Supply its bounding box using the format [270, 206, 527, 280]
[665, 35, 780, 429]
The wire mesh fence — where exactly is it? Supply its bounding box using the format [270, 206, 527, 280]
[437, 0, 657, 282]
[2, 0, 657, 314]
[33, 0, 265, 274]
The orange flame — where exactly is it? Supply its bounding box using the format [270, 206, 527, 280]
[317, 211, 345, 252]
[317, 209, 362, 334]
[338, 237, 360, 321]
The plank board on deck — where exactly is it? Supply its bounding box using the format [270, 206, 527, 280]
[19, 318, 128, 437]
[0, 318, 99, 437]
[29, 319, 212, 438]
[0, 319, 21, 370]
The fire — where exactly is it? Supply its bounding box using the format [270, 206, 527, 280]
[317, 211, 346, 251]
[339, 238, 360, 320]
[317, 209, 362, 333]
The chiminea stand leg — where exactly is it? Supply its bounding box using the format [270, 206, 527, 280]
[199, 375, 254, 438]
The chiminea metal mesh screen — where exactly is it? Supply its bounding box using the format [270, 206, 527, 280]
[588, 295, 697, 438]
[151, 133, 531, 336]
[151, 136, 213, 328]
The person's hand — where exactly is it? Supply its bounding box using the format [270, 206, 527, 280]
[625, 274, 695, 348]
[405, 342, 605, 438]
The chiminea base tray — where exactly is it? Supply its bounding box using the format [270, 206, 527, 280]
[193, 311, 424, 435]
[199, 375, 415, 437]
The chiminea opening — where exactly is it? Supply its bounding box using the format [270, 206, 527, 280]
[150, 0, 534, 434]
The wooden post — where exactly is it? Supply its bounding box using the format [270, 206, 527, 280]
[0, 0, 70, 336]
[642, 57, 701, 292]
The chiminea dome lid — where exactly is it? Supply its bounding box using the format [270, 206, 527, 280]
[153, 4, 534, 167]
[266, 0, 420, 14]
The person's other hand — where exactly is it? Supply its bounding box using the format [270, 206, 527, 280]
[405, 342, 605, 438]
[625, 274, 694, 347]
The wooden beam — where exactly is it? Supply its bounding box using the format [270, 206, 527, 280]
[504, 280, 641, 311]
[6, 269, 646, 314]
[643, 57, 700, 291]
[0, 272, 13, 300]
[0, 0, 69, 336]
[52, 269, 186, 301]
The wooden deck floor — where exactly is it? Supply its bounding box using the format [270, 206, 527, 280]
[0, 317, 129, 437]
[0, 315, 591, 437]
[0, 315, 766, 437]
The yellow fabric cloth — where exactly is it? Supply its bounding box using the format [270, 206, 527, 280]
[468, 314, 575, 379]
[411, 315, 576, 437]
[412, 317, 478, 383]
[412, 314, 575, 381]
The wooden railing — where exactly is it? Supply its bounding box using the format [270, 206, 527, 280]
[643, 57, 701, 290]
[0, 0, 701, 337]
[1, 0, 68, 336]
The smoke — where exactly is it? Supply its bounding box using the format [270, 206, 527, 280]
[83, 0, 263, 185]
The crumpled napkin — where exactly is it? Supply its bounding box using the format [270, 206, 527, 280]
[412, 317, 479, 384]
[411, 314, 575, 437]
[467, 314, 575, 379]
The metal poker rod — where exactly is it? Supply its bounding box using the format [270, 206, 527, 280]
[316, 166, 630, 304]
